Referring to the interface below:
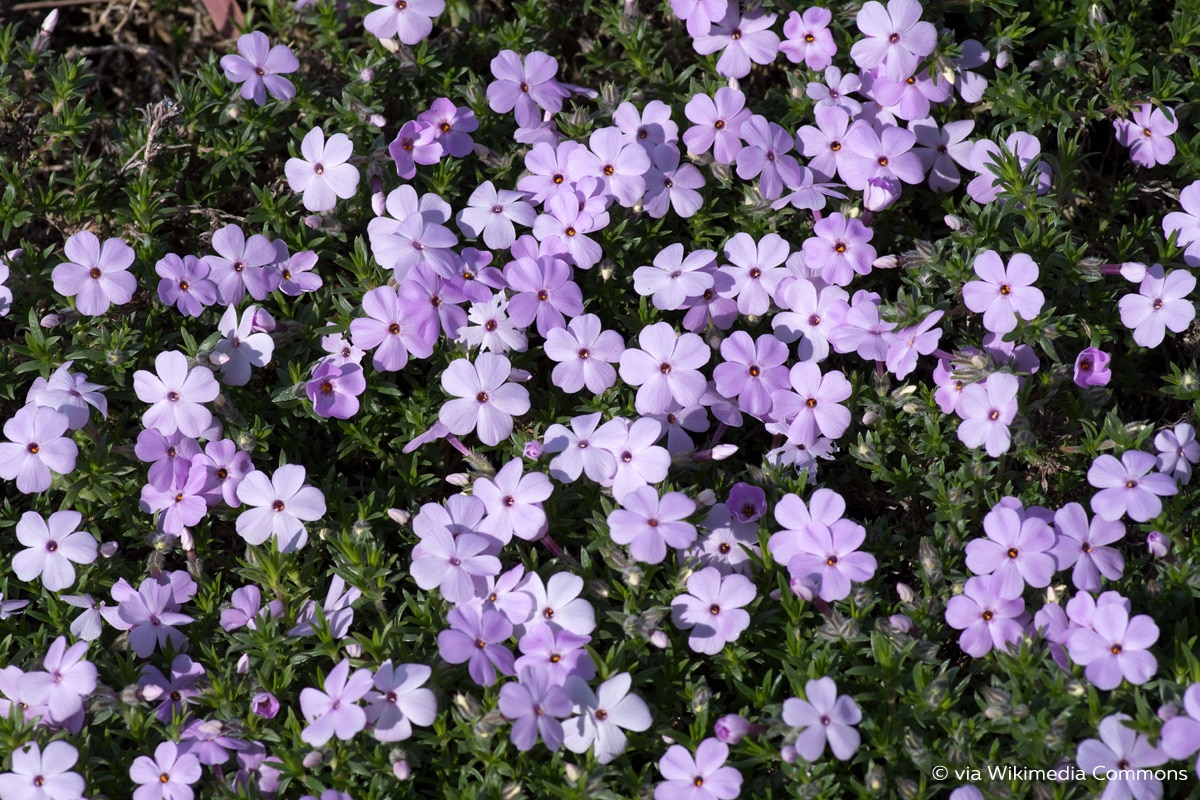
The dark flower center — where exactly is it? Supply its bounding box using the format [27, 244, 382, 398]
[1125, 479, 1137, 489]
[484, 319, 498, 331]
[217, 468, 228, 479]
[1007, 548, 1019, 558]
[694, 777, 705, 787]
[319, 381, 333, 394]
[174, 493, 184, 503]
[1110, 644, 1123, 654]
[1080, 360, 1092, 371]
[565, 226, 577, 237]
[553, 174, 564, 184]
[820, 714, 832, 726]
[660, 362, 672, 374]
[504, 496, 516, 507]
[577, 348, 590, 359]
[621, 451, 632, 463]
[830, 141, 842, 151]
[386, 691, 398, 702]
[171, 690, 182, 701]
[889, 33, 900, 43]
[233, 261, 245, 272]
[835, 242, 847, 253]
[87, 267, 101, 279]
[491, 204, 504, 214]
[999, 284, 1012, 295]
[543, 607, 555, 619]
[537, 290, 549, 301]
[604, 165, 615, 176]
[988, 410, 1000, 421]
[666, 413, 677, 424]
[475, 638, 487, 649]
[709, 604, 721, 615]
[160, 773, 170, 783]
[730, 29, 742, 40]
[402, 141, 414, 152]
[595, 708, 608, 720]
[1082, 543, 1093, 553]
[440, 122, 451, 132]
[47, 540, 58, 552]
[550, 653, 561, 663]
[1153, 298, 1163, 310]
[1142, 127, 1153, 137]
[982, 610, 994, 621]
[167, 447, 177, 457]
[877, 156, 889, 166]
[179, 280, 190, 290]
[27, 442, 40, 454]
[809, 314, 821, 326]
[663, 177, 674, 188]
[476, 391, 489, 403]
[714, 119, 725, 129]
[826, 555, 838, 566]
[389, 322, 401, 334]
[255, 67, 265, 76]
[749, 267, 762, 279]
[272, 500, 285, 511]
[34, 776, 45, 787]
[647, 517, 659, 528]
[703, 289, 715, 300]
[167, 391, 180, 401]
[937, 144, 947, 154]
[638, 129, 649, 139]
[719, 542, 731, 554]
[748, 365, 760, 377]
[519, 82, 530, 93]
[449, 556, 462, 566]
[906, 76, 916, 85]
[314, 164, 325, 175]
[806, 398, 817, 408]
[805, 33, 815, 42]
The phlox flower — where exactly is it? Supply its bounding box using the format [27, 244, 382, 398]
[633, 244, 716, 312]
[0, 406, 78, 494]
[499, 669, 573, 752]
[543, 313, 624, 395]
[387, 120, 441, 180]
[235, 465, 327, 552]
[1077, 715, 1167, 800]
[543, 412, 616, 484]
[944, 573, 1026, 657]
[1155, 423, 1200, 484]
[213, 304, 275, 387]
[850, 0, 938, 82]
[772, 278, 849, 363]
[613, 100, 678, 150]
[870, 70, 952, 122]
[1087, 451, 1177, 522]
[288, 575, 359, 639]
[363, 0, 443, 44]
[719, 232, 789, 316]
[51, 231, 136, 316]
[487, 50, 570, 128]
[300, 659, 374, 746]
[1162, 684, 1200, 775]
[1066, 604, 1158, 689]
[783, 520, 876, 603]
[782, 677, 862, 761]
[683, 87, 750, 165]
[1114, 103, 1177, 168]
[837, 120, 924, 194]
[133, 351, 219, 438]
[104, 578, 194, 658]
[587, 127, 650, 207]
[802, 212, 876, 287]
[692, 8, 779, 79]
[12, 510, 96, 592]
[62, 595, 103, 641]
[457, 181, 536, 250]
[0, 740, 85, 800]
[410, 528, 499, 603]
[670, 0, 729, 37]
[350, 284, 437, 372]
[807, 66, 863, 117]
[21, 636, 96, 726]
[364, 660, 436, 743]
[306, 360, 366, 420]
[219, 31, 298, 105]
[437, 604, 515, 686]
[962, 250, 1045, 335]
[712, 331, 789, 419]
[562, 673, 651, 764]
[642, 144, 706, 219]
[670, 567, 754, 655]
[734, 116, 803, 201]
[156, 254, 217, 318]
[1117, 264, 1196, 348]
[201, 224, 280, 305]
[140, 654, 205, 724]
[1162, 180, 1200, 264]
[438, 353, 530, 446]
[518, 572, 596, 638]
[194, 439, 253, 508]
[607, 486, 697, 565]
[595, 416, 672, 501]
[770, 361, 853, 442]
[956, 372, 1019, 457]
[285, 127, 360, 212]
[130, 742, 202, 800]
[505, 255, 583, 335]
[1073, 346, 1112, 388]
[275, 249, 321, 295]
[964, 504, 1055, 596]
[910, 117, 976, 192]
[418, 97, 477, 158]
[654, 738, 742, 800]
[514, 625, 594, 686]
[473, 458, 553, 544]
[780, 7, 836, 70]
[618, 321, 710, 415]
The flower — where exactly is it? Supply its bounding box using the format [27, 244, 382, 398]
[364, 661, 436, 742]
[965, 504, 1056, 596]
[499, 668, 573, 752]
[618, 321, 710, 415]
[518, 571, 596, 637]
[543, 412, 617, 484]
[670, 567, 755, 654]
[155, 254, 217, 318]
[654, 738, 742, 800]
[1117, 264, 1197, 348]
[277, 250, 322, 295]
[505, 254, 584, 336]
[28, 361, 108, 431]
[1113, 103, 1177, 168]
[956, 373, 1019, 458]
[21, 636, 96, 725]
[104, 578, 194, 658]
[1087, 451, 1178, 522]
[285, 127, 360, 212]
[438, 353, 531, 446]
[252, 692, 280, 719]
[436, 604, 515, 686]
[0, 741, 86, 800]
[850, 0, 937, 81]
[642, 144, 706, 219]
[770, 361, 853, 442]
[306, 360, 366, 420]
[1076, 715, 1167, 800]
[213, 305, 275, 387]
[1067, 603, 1158, 689]
[734, 116, 803, 201]
[944, 573, 1026, 657]
[780, 517, 876, 603]
[910, 117, 976, 192]
[219, 31, 298, 105]
[410, 528, 499, 603]
[456, 181, 536, 250]
[962, 250, 1045, 335]
[0, 407, 78, 494]
[543, 313, 625, 395]
[1073, 347, 1112, 387]
[802, 213, 876, 287]
[1162, 685, 1200, 774]
[12, 510, 97, 592]
[1051, 502, 1125, 591]
[562, 673, 651, 763]
[487, 50, 570, 128]
[607, 486, 698, 564]
[473, 458, 553, 544]
[299, 659, 374, 746]
[713, 331, 790, 419]
[1155, 423, 1200, 484]
[349, 284, 438, 372]
[692, 8, 780, 80]
[719, 232, 789, 316]
[780, 7, 836, 70]
[1162, 181, 1200, 264]
[363, 0, 443, 44]
[133, 350, 219, 437]
[140, 654, 205, 724]
[682, 87, 750, 165]
[633, 244, 716, 312]
[235, 465, 327, 552]
[129, 742, 201, 800]
[670, 0, 730, 37]
[51, 231, 136, 316]
[782, 677, 862, 761]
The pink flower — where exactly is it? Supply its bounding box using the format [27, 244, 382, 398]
[12, 510, 96, 592]
[849, 0, 937, 82]
[962, 250, 1045, 335]
[0, 407, 78, 494]
[0, 741, 85, 800]
[51, 231, 137, 316]
[562, 672, 651, 764]
[692, 8, 780, 79]
[956, 373, 1019, 457]
[654, 738, 742, 800]
[1087, 451, 1178, 522]
[1073, 346, 1112, 387]
[780, 7, 836, 71]
[129, 741, 201, 800]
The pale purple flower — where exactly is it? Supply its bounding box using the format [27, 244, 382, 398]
[1087, 451, 1178, 522]
[780, 7, 836, 70]
[62, 595, 103, 641]
[850, 0, 938, 82]
[202, 224, 280, 305]
[654, 738, 742, 800]
[1074, 346, 1112, 388]
[300, 659, 374, 746]
[837, 119, 924, 193]
[807, 66, 863, 117]
[964, 504, 1056, 596]
[642, 144, 706, 219]
[349, 284, 438, 372]
[633, 244, 716, 312]
[962, 250, 1045, 335]
[683, 87, 751, 165]
[1077, 715, 1168, 800]
[518, 571, 596, 638]
[870, 70, 952, 122]
[734, 116, 804, 201]
[285, 127, 360, 212]
[531, 193, 606, 270]
[952, 39, 990, 102]
[12, 510, 95, 592]
[782, 677, 862, 761]
[0, 741, 85, 800]
[387, 120, 440, 180]
[235, 464, 327, 552]
[802, 213, 876, 287]
[21, 636, 96, 725]
[712, 331, 789, 419]
[719, 232, 789, 315]
[194, 439, 253, 508]
[102, 577, 194, 657]
[670, 0, 729, 37]
[543, 313, 625, 395]
[588, 127, 650, 207]
[944, 573, 1026, 657]
[288, 575, 359, 639]
[219, 31, 298, 105]
[957, 372, 1019, 457]
[613, 100, 678, 150]
[26, 362, 106, 432]
[1067, 605, 1158, 689]
[418, 97, 477, 158]
[506, 255, 583, 336]
[543, 412, 617, 484]
[130, 742, 201, 800]
[276, 250, 321, 295]
[473, 457, 553, 544]
[607, 486, 697, 564]
[410, 528, 499, 603]
[618, 321, 710, 415]
[487, 50, 570, 127]
[562, 672, 651, 764]
[692, 8, 779, 79]
[499, 668, 572, 752]
[363, 0, 443, 44]
[51, 231, 136, 316]
[670, 567, 754, 655]
[437, 604, 515, 686]
[133, 351, 218, 438]
[364, 660, 436, 743]
[457, 181, 536, 250]
[1155, 423, 1200, 484]
[770, 361, 853, 442]
[438, 353, 531, 446]
[156, 254, 217, 318]
[1114, 103, 1177, 168]
[910, 117, 976, 192]
[779, 517, 876, 603]
[306, 360, 366, 420]
[772, 278, 849, 362]
[0, 406, 78, 494]
[514, 625, 594, 686]
[1162, 181, 1200, 264]
[1162, 685, 1200, 774]
[1118, 264, 1196, 348]
[220, 585, 275, 632]
[884, 309, 941, 378]
[213, 305, 275, 386]
[140, 654, 205, 724]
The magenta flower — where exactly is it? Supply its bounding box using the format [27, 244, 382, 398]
[562, 672, 652, 764]
[439, 353, 531, 446]
[285, 127, 360, 212]
[12, 510, 94, 592]
[306, 360, 366, 420]
[850, 0, 937, 81]
[618, 321, 710, 415]
[51, 231, 136, 316]
[219, 31, 298, 105]
[487, 50, 570, 128]
[692, 8, 779, 79]
[802, 213, 876, 287]
[437, 604, 515, 686]
[957, 373, 1019, 457]
[712, 331, 789, 419]
[499, 669, 572, 752]
[156, 254, 217, 318]
[1077, 715, 1167, 800]
[0, 406, 78, 494]
[780, 7, 836, 70]
[962, 250, 1045, 335]
[363, 0, 443, 44]
[1067, 604, 1158, 689]
[543, 313, 625, 395]
[1073, 346, 1112, 387]
[1117, 264, 1196, 348]
[235, 465, 327, 552]
[0, 741, 85, 800]
[607, 486, 697, 565]
[1114, 103, 1177, 168]
[944, 573, 1026, 657]
[783, 677, 862, 761]
[964, 505, 1056, 596]
[683, 87, 751, 165]
[654, 738, 742, 800]
[670, 567, 754, 655]
[300, 659, 374, 746]
[364, 660, 436, 743]
[1087, 451, 1177, 522]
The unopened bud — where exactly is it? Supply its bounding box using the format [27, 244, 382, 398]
[523, 440, 543, 459]
[896, 582, 915, 603]
[944, 214, 966, 231]
[780, 744, 797, 763]
[100, 541, 119, 558]
[359, 67, 375, 82]
[345, 643, 364, 658]
[445, 472, 471, 487]
[872, 254, 899, 270]
[1052, 52, 1068, 69]
[378, 37, 399, 53]
[393, 760, 411, 780]
[713, 714, 751, 744]
[649, 630, 669, 648]
[453, 693, 481, 718]
[1028, 59, 1043, 72]
[500, 783, 523, 800]
[387, 508, 411, 525]
[896, 777, 919, 800]
[1147, 531, 1169, 558]
[40, 313, 61, 328]
[236, 653, 250, 674]
[302, 750, 325, 769]
[1158, 703, 1180, 722]
[695, 488, 718, 506]
[995, 48, 1011, 69]
[564, 763, 583, 783]
[508, 367, 532, 382]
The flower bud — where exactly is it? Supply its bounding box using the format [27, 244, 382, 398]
[943, 214, 966, 231]
[393, 760, 411, 780]
[99, 541, 119, 558]
[387, 508, 412, 525]
[253, 692, 280, 719]
[1147, 531, 1169, 558]
[865, 762, 886, 792]
[564, 763, 583, 783]
[378, 36, 400, 53]
[896, 582, 915, 603]
[780, 744, 797, 764]
[649, 630, 669, 649]
[40, 313, 61, 328]
[1158, 703, 1180, 722]
[523, 440, 544, 459]
[1028, 59, 1043, 72]
[695, 488, 718, 506]
[302, 750, 325, 769]
[714, 714, 751, 744]
[995, 48, 1011, 69]
[872, 254, 899, 270]
[345, 643, 364, 658]
[453, 693, 481, 718]
[896, 777, 919, 800]
[237, 654, 250, 674]
[445, 472, 471, 487]
[887, 614, 913, 633]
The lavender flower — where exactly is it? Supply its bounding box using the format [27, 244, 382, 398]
[618, 322, 710, 415]
[543, 313, 625, 395]
[783, 677, 862, 761]
[562, 672, 652, 764]
[1113, 103, 1177, 168]
[300, 659, 374, 746]
[1087, 451, 1178, 522]
[364, 660, 437, 743]
[692, 8, 779, 79]
[0, 406, 78, 494]
[51, 231, 136, 316]
[499, 668, 572, 752]
[235, 465, 327, 552]
[670, 567, 755, 654]
[285, 127, 360, 212]
[780, 7, 836, 70]
[962, 250, 1045, 335]
[1155, 423, 1200, 484]
[438, 353, 531, 446]
[607, 486, 698, 564]
[1066, 603, 1158, 689]
[437, 604, 515, 686]
[155, 254, 217, 318]
[1073, 346, 1112, 388]
[306, 361, 366, 420]
[956, 373, 1019, 458]
[133, 351, 219, 438]
[0, 741, 85, 800]
[964, 504, 1056, 596]
[487, 50, 570, 128]
[944, 573, 1026, 657]
[654, 738, 742, 800]
[363, 0, 443, 44]
[1117, 264, 1197, 348]
[213, 305, 275, 387]
[12, 510, 97, 592]
[219, 31, 298, 105]
[1076, 715, 1167, 799]
[850, 0, 937, 81]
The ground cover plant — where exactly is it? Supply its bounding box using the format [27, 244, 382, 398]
[1, 0, 1200, 797]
